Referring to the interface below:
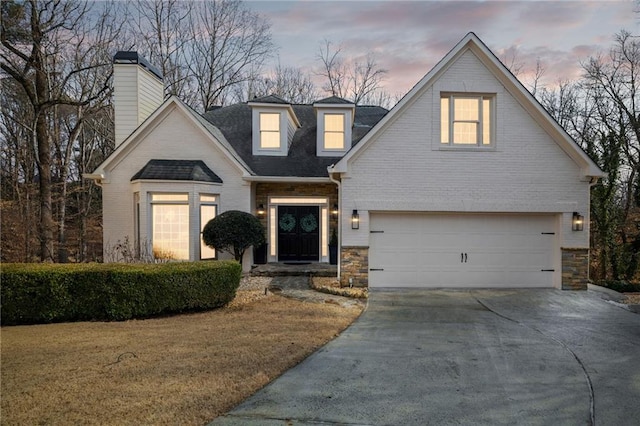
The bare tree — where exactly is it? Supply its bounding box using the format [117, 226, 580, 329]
[1, 0, 121, 261]
[316, 40, 387, 105]
[239, 63, 318, 103]
[187, 0, 275, 110]
[127, 0, 192, 101]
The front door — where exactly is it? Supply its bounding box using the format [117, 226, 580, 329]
[278, 206, 320, 262]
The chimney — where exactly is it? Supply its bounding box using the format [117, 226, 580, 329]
[113, 51, 164, 146]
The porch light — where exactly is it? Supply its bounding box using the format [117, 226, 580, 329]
[331, 204, 339, 218]
[351, 209, 360, 229]
[256, 204, 265, 217]
[572, 212, 584, 231]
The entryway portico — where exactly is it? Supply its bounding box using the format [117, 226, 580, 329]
[267, 197, 331, 263]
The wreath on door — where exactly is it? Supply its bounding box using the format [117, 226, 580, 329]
[279, 213, 296, 232]
[300, 213, 318, 233]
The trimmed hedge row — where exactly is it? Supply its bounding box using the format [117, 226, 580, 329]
[1, 261, 242, 325]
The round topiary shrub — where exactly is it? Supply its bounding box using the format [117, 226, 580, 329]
[202, 210, 265, 264]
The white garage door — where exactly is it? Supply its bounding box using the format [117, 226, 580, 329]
[369, 213, 557, 288]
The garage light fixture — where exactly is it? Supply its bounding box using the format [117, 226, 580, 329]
[572, 212, 584, 231]
[351, 209, 360, 229]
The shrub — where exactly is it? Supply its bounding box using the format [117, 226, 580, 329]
[202, 210, 265, 264]
[0, 261, 241, 325]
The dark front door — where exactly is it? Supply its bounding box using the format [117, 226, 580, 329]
[278, 206, 320, 262]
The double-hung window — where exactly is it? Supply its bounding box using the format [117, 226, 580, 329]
[441, 94, 494, 146]
[259, 112, 281, 149]
[199, 194, 217, 259]
[323, 113, 345, 150]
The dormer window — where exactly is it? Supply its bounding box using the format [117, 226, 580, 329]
[260, 112, 280, 149]
[314, 97, 354, 157]
[250, 95, 300, 156]
[324, 114, 345, 149]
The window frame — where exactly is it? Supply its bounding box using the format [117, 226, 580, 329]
[259, 112, 281, 150]
[440, 93, 495, 148]
[149, 192, 190, 260]
[315, 108, 353, 157]
[323, 113, 346, 150]
[199, 194, 218, 260]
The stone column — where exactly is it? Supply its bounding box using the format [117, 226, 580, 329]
[561, 248, 589, 290]
[340, 246, 369, 287]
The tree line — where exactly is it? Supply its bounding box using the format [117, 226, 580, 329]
[0, 0, 390, 264]
[1, 0, 638, 282]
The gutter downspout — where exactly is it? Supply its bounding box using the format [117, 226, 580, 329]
[328, 167, 341, 280]
[83, 173, 104, 188]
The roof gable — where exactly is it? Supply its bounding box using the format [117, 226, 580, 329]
[88, 96, 252, 180]
[331, 32, 604, 179]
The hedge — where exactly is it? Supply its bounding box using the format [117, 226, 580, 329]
[0, 261, 242, 325]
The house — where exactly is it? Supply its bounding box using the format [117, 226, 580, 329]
[86, 33, 604, 290]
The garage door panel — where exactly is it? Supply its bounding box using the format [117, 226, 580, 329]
[369, 213, 556, 288]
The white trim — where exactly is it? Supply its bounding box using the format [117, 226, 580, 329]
[243, 176, 332, 183]
[267, 196, 330, 263]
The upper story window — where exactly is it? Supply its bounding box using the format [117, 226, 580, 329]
[324, 114, 345, 150]
[314, 97, 355, 156]
[441, 94, 494, 147]
[259, 112, 281, 149]
[250, 98, 300, 156]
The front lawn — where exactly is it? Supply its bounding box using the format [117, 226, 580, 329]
[1, 284, 362, 425]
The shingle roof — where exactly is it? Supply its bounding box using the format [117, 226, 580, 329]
[202, 102, 388, 177]
[131, 159, 223, 183]
[314, 96, 353, 105]
[249, 94, 290, 104]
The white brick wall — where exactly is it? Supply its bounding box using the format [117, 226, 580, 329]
[101, 103, 250, 262]
[341, 49, 590, 249]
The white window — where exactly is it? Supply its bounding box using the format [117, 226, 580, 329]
[150, 193, 189, 260]
[260, 112, 280, 149]
[324, 113, 345, 150]
[200, 194, 217, 259]
[441, 94, 493, 146]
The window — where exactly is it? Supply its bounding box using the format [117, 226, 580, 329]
[324, 114, 345, 149]
[441, 94, 493, 146]
[200, 194, 217, 259]
[259, 112, 280, 149]
[151, 193, 189, 260]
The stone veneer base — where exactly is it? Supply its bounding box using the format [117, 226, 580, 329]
[340, 246, 369, 288]
[561, 248, 589, 291]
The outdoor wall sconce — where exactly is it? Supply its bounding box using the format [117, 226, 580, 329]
[256, 204, 265, 217]
[351, 209, 360, 229]
[331, 204, 339, 218]
[572, 212, 584, 231]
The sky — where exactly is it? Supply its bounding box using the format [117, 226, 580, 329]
[246, 0, 637, 98]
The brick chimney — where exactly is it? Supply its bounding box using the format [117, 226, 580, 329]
[112, 51, 164, 146]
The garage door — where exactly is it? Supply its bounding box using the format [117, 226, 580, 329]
[369, 213, 557, 288]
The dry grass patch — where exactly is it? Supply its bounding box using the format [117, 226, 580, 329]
[311, 276, 368, 299]
[1, 290, 362, 425]
[623, 293, 640, 305]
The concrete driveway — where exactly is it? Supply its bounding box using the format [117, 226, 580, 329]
[212, 289, 640, 425]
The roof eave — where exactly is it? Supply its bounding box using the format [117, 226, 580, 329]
[243, 176, 333, 183]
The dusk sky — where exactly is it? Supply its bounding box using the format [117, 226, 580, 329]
[246, 0, 637, 98]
